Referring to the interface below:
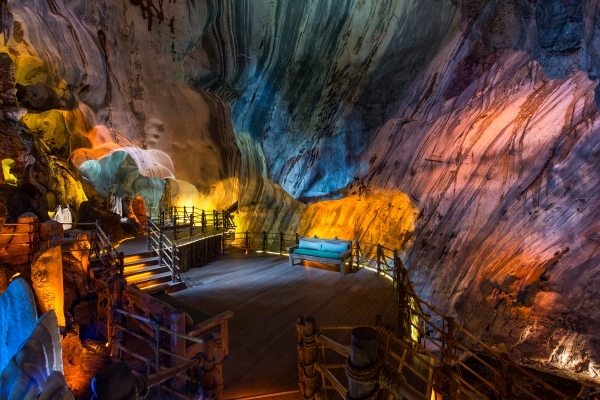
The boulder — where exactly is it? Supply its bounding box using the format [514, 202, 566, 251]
[40, 219, 64, 242]
[31, 244, 65, 327]
[61, 330, 110, 400]
[0, 277, 37, 373]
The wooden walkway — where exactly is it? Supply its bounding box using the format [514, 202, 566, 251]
[169, 252, 397, 399]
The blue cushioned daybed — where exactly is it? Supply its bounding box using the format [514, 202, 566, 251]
[287, 238, 353, 275]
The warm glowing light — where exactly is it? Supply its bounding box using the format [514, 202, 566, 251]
[1, 159, 17, 185]
[9, 273, 21, 282]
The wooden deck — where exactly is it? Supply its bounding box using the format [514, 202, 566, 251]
[170, 252, 397, 399]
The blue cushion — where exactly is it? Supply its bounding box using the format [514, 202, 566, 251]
[321, 241, 349, 253]
[298, 239, 321, 250]
[293, 248, 343, 259]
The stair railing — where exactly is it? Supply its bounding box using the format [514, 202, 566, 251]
[147, 218, 181, 283]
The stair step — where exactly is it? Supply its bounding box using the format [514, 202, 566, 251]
[123, 256, 159, 269]
[127, 271, 173, 287]
[124, 255, 158, 267]
[124, 264, 169, 277]
[143, 280, 186, 294]
[123, 252, 155, 263]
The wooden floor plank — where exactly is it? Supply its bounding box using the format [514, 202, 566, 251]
[170, 253, 397, 398]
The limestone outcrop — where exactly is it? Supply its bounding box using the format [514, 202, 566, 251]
[31, 244, 65, 327]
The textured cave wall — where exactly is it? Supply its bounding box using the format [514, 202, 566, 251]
[193, 0, 600, 378]
[8, 0, 600, 381]
[9, 0, 240, 213]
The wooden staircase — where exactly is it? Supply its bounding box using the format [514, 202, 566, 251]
[123, 251, 186, 294]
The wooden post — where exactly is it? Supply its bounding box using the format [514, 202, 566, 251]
[302, 317, 319, 399]
[295, 233, 300, 245]
[440, 316, 456, 399]
[245, 231, 250, 253]
[280, 232, 284, 254]
[201, 334, 216, 399]
[160, 210, 165, 228]
[501, 353, 512, 400]
[297, 316, 305, 396]
[214, 334, 224, 399]
[183, 206, 187, 223]
[169, 310, 186, 389]
[348, 327, 379, 400]
[262, 231, 268, 252]
[355, 240, 361, 268]
[395, 254, 408, 340]
[213, 210, 218, 229]
[376, 244, 382, 274]
[190, 212, 194, 237]
[153, 320, 161, 374]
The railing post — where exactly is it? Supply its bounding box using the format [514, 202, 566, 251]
[280, 232, 284, 254]
[183, 206, 187, 223]
[171, 242, 178, 282]
[262, 231, 268, 252]
[245, 231, 250, 253]
[213, 210, 218, 229]
[158, 231, 164, 267]
[296, 316, 306, 396]
[347, 327, 379, 400]
[160, 210, 165, 228]
[172, 214, 178, 241]
[202, 210, 206, 233]
[200, 334, 217, 399]
[501, 353, 512, 400]
[440, 316, 457, 399]
[301, 317, 319, 399]
[295, 233, 300, 245]
[190, 212, 194, 237]
[147, 219, 152, 251]
[354, 240, 361, 269]
[376, 244, 382, 274]
[395, 253, 409, 340]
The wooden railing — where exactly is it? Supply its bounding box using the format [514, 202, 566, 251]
[150, 207, 236, 241]
[225, 232, 573, 400]
[96, 281, 230, 399]
[147, 218, 181, 283]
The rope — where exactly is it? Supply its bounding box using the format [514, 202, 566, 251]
[132, 375, 149, 399]
[345, 357, 382, 385]
[345, 357, 408, 400]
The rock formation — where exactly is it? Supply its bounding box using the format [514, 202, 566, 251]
[4, 0, 600, 381]
[31, 244, 65, 327]
[0, 277, 37, 373]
